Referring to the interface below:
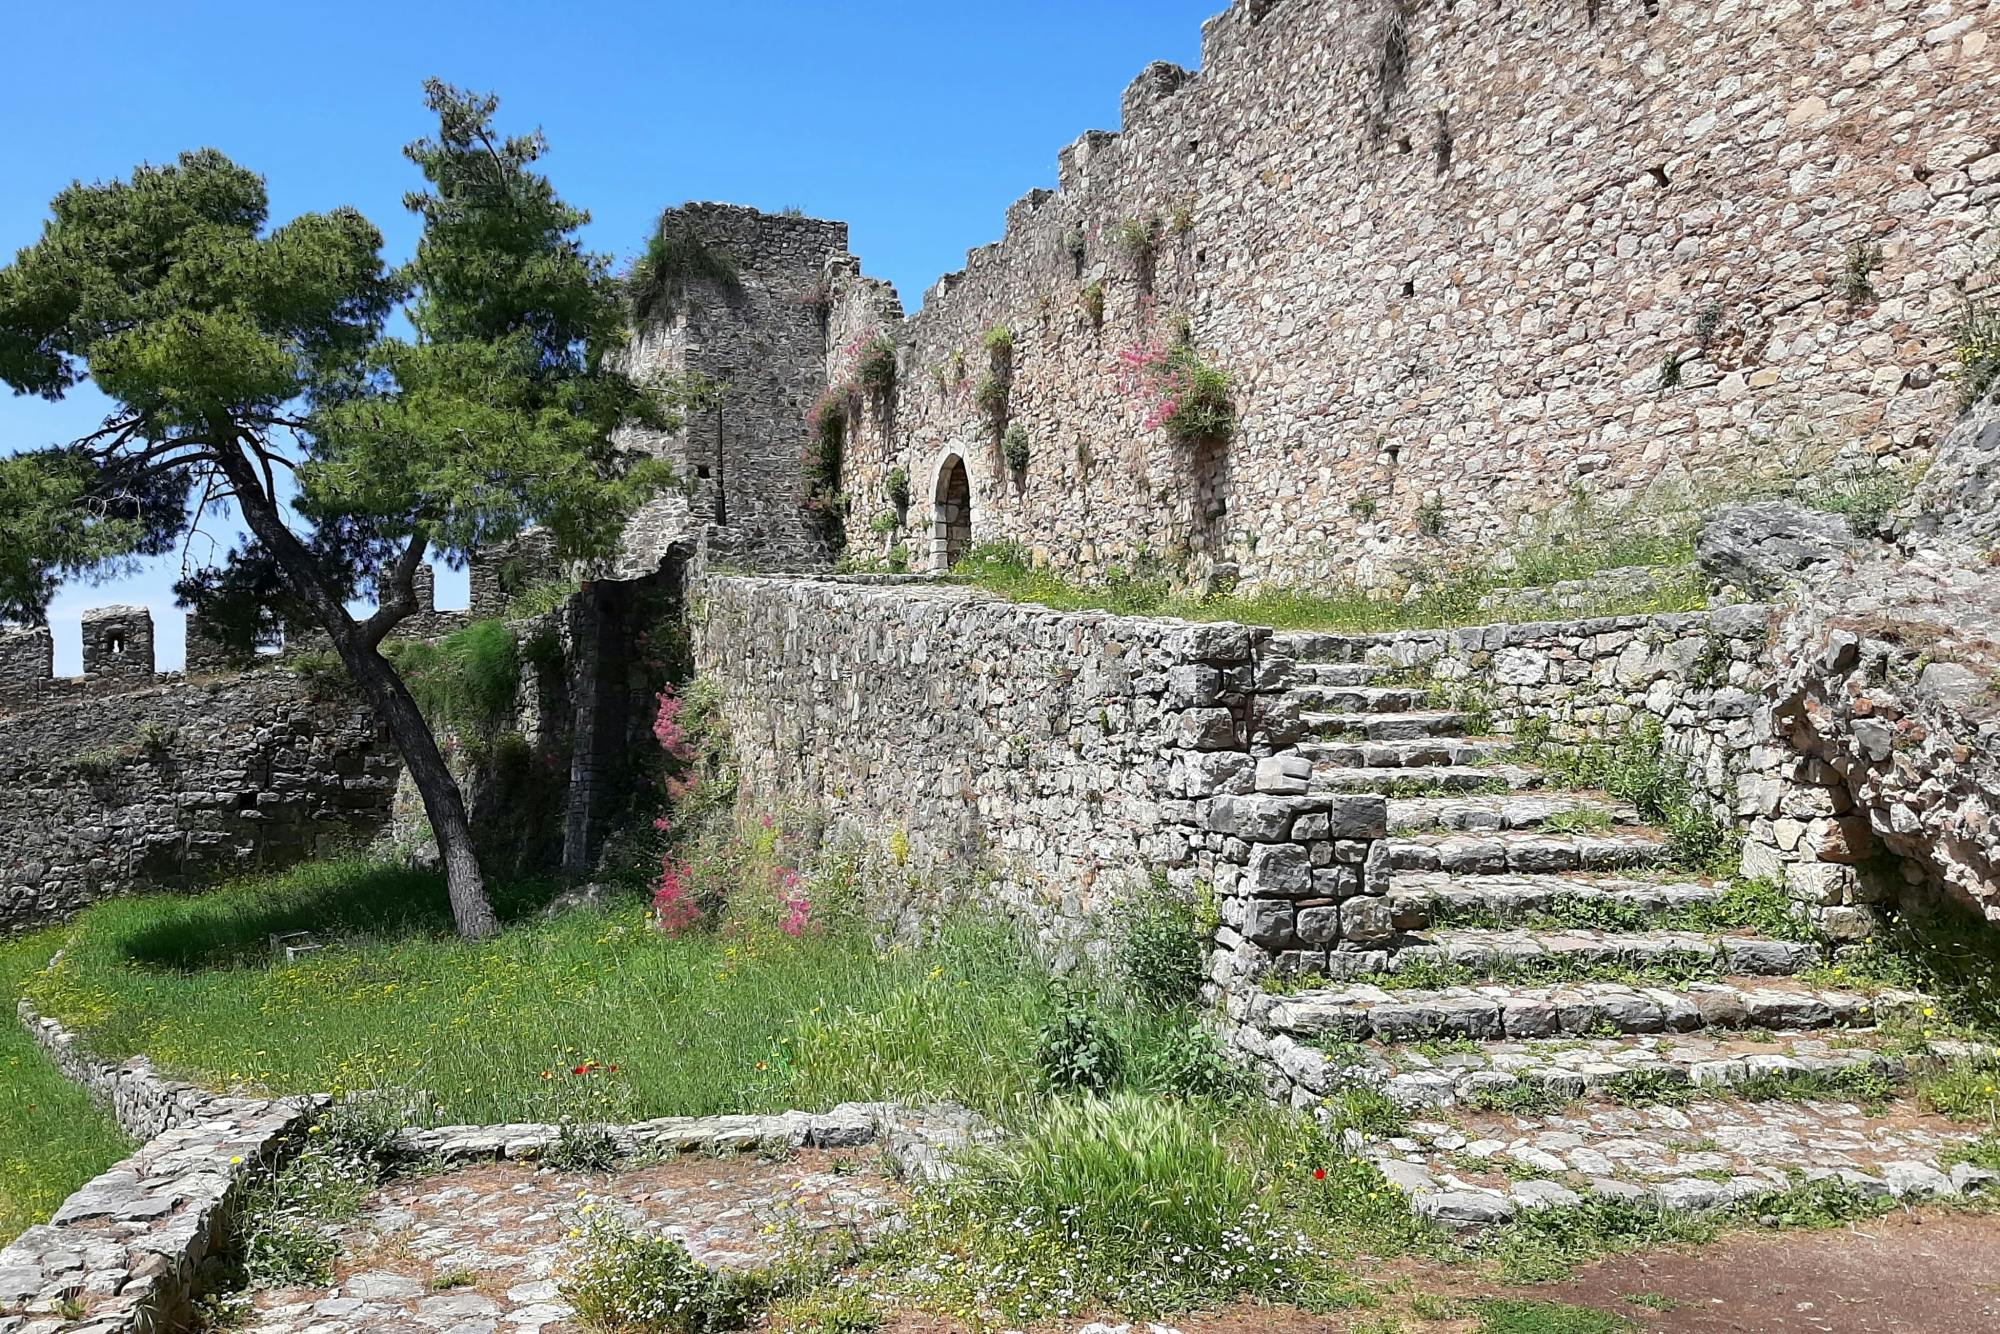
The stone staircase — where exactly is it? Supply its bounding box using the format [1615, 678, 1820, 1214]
[1231, 654, 1931, 1114]
[1219, 650, 1994, 1230]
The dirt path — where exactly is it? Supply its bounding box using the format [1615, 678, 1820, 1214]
[1536, 1210, 2000, 1332]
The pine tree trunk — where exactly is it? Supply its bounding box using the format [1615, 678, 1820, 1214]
[341, 645, 500, 941]
[216, 440, 501, 941]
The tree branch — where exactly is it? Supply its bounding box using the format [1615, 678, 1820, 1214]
[359, 528, 430, 647]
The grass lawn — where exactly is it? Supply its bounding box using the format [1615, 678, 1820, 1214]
[18, 857, 1160, 1126]
[0, 930, 131, 1246]
[942, 540, 1708, 634]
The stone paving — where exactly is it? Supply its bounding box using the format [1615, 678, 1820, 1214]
[1364, 1094, 2000, 1230]
[239, 1149, 906, 1334]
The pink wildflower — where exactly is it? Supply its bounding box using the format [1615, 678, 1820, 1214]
[654, 857, 702, 934]
[652, 688, 695, 763]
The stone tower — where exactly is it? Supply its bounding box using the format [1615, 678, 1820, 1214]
[612, 202, 857, 578]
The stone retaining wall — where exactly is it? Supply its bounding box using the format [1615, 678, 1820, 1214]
[693, 573, 1310, 948]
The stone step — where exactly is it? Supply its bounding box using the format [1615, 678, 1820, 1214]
[1303, 710, 1469, 741]
[1383, 828, 1674, 876]
[1291, 663, 1388, 687]
[1253, 978, 1923, 1044]
[1372, 928, 1816, 981]
[1385, 872, 1733, 932]
[1287, 684, 1434, 714]
[1357, 1078, 1994, 1230]
[1311, 764, 1545, 795]
[1298, 737, 1515, 770]
[1368, 1031, 1909, 1111]
[1387, 793, 1640, 834]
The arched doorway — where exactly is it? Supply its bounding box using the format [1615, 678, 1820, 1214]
[932, 453, 972, 571]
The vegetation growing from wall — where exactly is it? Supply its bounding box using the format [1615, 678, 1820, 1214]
[1002, 424, 1030, 473]
[628, 211, 744, 325]
[1120, 338, 1234, 445]
[856, 334, 898, 397]
[1955, 284, 2000, 411]
[1510, 719, 1741, 876]
[805, 388, 851, 551]
[946, 521, 1707, 634]
[382, 619, 521, 747]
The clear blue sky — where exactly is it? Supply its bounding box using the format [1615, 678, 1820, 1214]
[1, 0, 1217, 672]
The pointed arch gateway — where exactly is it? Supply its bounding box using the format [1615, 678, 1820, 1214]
[931, 452, 973, 571]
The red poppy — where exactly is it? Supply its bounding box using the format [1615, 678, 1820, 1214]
[572, 1064, 589, 1076]
[1313, 1167, 1328, 1181]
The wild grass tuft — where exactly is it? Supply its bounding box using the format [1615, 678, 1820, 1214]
[383, 618, 521, 741]
[893, 1093, 1318, 1323]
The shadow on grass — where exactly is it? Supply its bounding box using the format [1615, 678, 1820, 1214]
[112, 861, 579, 972]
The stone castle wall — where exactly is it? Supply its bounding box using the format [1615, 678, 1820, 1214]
[830, 0, 1997, 585]
[0, 669, 398, 932]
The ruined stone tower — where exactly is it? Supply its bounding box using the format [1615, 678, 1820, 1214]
[611, 203, 861, 578]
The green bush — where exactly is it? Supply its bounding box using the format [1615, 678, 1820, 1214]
[1037, 995, 1124, 1093]
[1112, 216, 1160, 267]
[1118, 877, 1212, 1007]
[1080, 281, 1106, 326]
[856, 335, 896, 395]
[883, 467, 910, 513]
[973, 374, 1008, 420]
[1131, 1022, 1245, 1101]
[1002, 423, 1030, 473]
[561, 1213, 769, 1333]
[1157, 342, 1234, 446]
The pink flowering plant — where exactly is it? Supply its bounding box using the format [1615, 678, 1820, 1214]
[643, 682, 829, 941]
[1119, 335, 1234, 446]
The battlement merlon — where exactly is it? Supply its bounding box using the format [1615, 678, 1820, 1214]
[81, 605, 155, 679]
[0, 625, 53, 706]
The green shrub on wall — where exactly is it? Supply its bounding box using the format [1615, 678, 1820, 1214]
[384, 619, 519, 743]
[1003, 424, 1031, 473]
[857, 334, 897, 396]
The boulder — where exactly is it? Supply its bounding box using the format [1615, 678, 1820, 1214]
[1696, 501, 1855, 597]
[1904, 401, 2000, 556]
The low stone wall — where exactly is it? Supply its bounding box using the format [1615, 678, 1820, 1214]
[693, 574, 1300, 948]
[394, 1102, 997, 1186]
[2, 1002, 317, 1333]
[2, 987, 994, 1331]
[0, 671, 399, 933]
